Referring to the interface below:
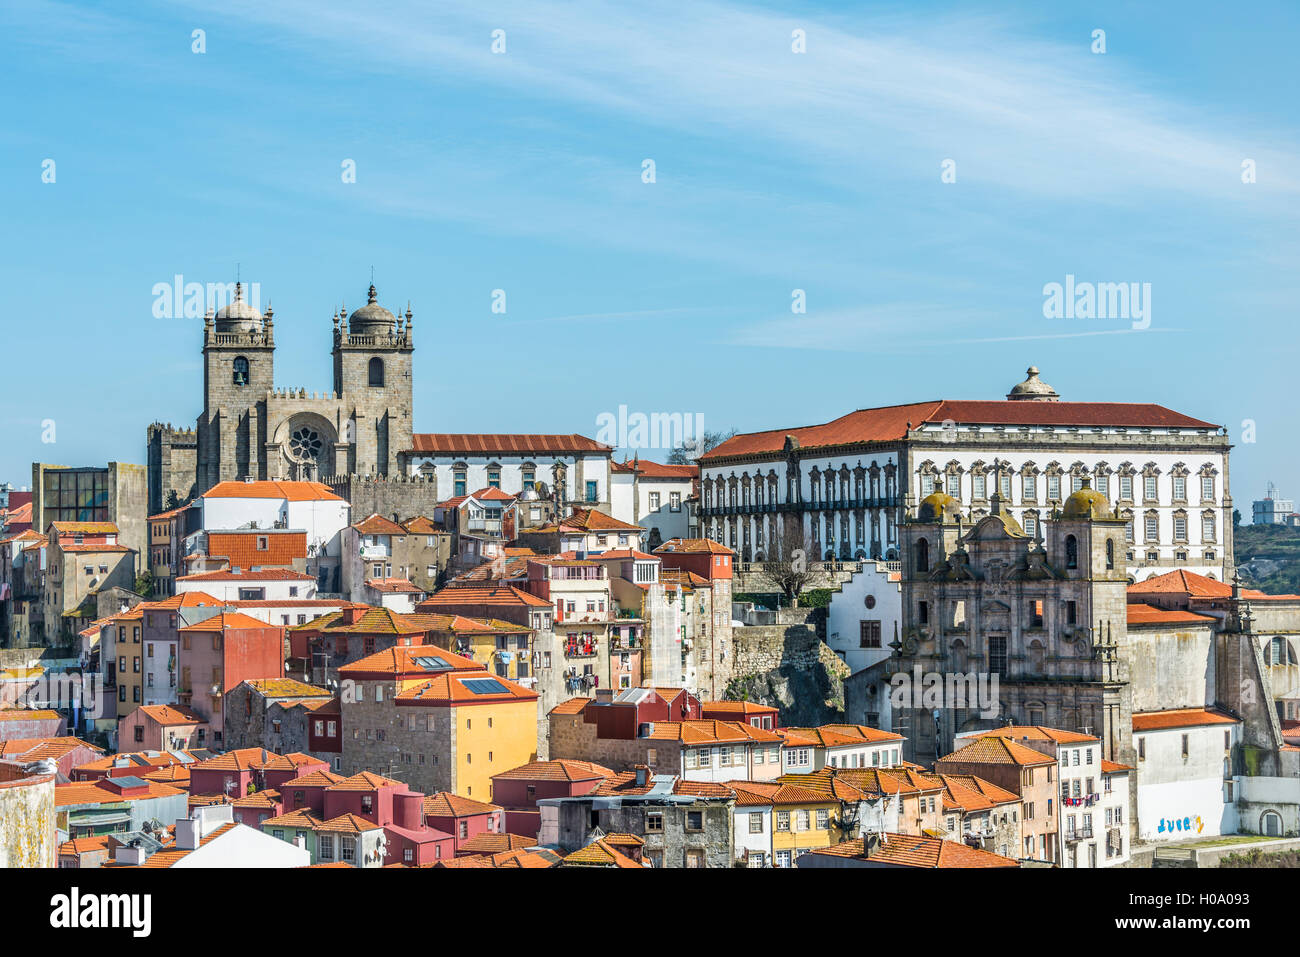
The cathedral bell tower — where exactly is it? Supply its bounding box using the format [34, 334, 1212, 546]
[330, 283, 415, 477]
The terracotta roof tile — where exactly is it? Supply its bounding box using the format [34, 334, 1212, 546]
[410, 433, 611, 455]
[804, 832, 1019, 868]
[203, 481, 344, 502]
[1132, 707, 1240, 732]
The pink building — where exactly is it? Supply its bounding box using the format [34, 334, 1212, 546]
[178, 611, 286, 747]
[117, 703, 208, 752]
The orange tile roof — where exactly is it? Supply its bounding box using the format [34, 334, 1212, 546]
[327, 771, 405, 792]
[282, 769, 346, 789]
[654, 538, 734, 555]
[1128, 569, 1300, 601]
[492, 759, 615, 783]
[50, 521, 120, 535]
[1126, 603, 1220, 625]
[642, 720, 784, 745]
[557, 508, 642, 533]
[339, 644, 482, 679]
[0, 736, 102, 762]
[937, 736, 1056, 767]
[366, 577, 422, 593]
[178, 568, 314, 582]
[402, 515, 441, 535]
[55, 779, 185, 807]
[417, 583, 552, 610]
[967, 726, 1099, 745]
[59, 835, 112, 856]
[292, 606, 430, 636]
[351, 513, 409, 536]
[702, 401, 1217, 461]
[422, 792, 501, 817]
[178, 611, 279, 631]
[242, 678, 332, 699]
[203, 480, 344, 502]
[204, 530, 308, 569]
[137, 704, 206, 726]
[805, 832, 1019, 868]
[318, 812, 384, 833]
[699, 701, 778, 716]
[930, 773, 1021, 812]
[0, 708, 60, 721]
[548, 697, 593, 716]
[1132, 707, 1240, 732]
[730, 780, 839, 807]
[779, 724, 905, 746]
[611, 458, 698, 479]
[561, 838, 644, 868]
[137, 591, 224, 610]
[262, 808, 325, 829]
[1101, 760, 1134, 774]
[410, 433, 611, 454]
[396, 672, 538, 706]
[459, 832, 536, 854]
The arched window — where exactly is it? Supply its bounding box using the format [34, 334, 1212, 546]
[916, 538, 930, 574]
[368, 357, 385, 387]
[1065, 535, 1078, 569]
[232, 356, 250, 385]
[1105, 539, 1115, 570]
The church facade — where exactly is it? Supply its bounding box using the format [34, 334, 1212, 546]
[148, 282, 415, 514]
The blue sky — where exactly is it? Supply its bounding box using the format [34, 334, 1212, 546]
[2, 0, 1297, 513]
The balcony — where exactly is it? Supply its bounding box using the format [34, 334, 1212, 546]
[563, 642, 598, 659]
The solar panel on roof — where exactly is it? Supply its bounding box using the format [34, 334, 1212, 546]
[461, 677, 508, 695]
[412, 655, 452, 672]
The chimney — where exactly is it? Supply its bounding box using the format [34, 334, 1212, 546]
[395, 791, 424, 830]
[342, 604, 364, 625]
[862, 830, 884, 858]
[634, 765, 649, 787]
[175, 818, 201, 850]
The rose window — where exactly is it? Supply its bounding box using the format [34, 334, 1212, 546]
[289, 427, 322, 462]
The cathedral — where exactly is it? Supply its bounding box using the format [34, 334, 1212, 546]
[147, 282, 415, 513]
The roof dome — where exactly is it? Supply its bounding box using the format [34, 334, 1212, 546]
[1007, 366, 1059, 401]
[347, 284, 397, 334]
[1061, 478, 1113, 520]
[213, 282, 264, 333]
[917, 491, 962, 523]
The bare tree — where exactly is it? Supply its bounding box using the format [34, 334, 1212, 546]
[667, 428, 737, 465]
[756, 518, 818, 606]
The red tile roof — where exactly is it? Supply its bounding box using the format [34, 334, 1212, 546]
[137, 704, 206, 726]
[805, 832, 1019, 868]
[654, 538, 733, 555]
[178, 568, 314, 582]
[558, 509, 642, 533]
[417, 583, 552, 610]
[967, 726, 1099, 745]
[1131, 707, 1240, 732]
[204, 530, 308, 569]
[491, 759, 615, 783]
[1128, 569, 1300, 601]
[937, 736, 1056, 767]
[292, 606, 430, 636]
[779, 724, 905, 746]
[339, 644, 482, 679]
[422, 791, 501, 817]
[178, 611, 278, 631]
[702, 400, 1218, 461]
[1126, 603, 1220, 625]
[203, 480, 344, 502]
[410, 433, 611, 454]
[611, 458, 699, 479]
[352, 513, 408, 536]
[1101, 760, 1134, 774]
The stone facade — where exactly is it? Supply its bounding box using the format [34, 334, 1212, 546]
[541, 791, 735, 868]
[727, 609, 850, 728]
[148, 282, 415, 515]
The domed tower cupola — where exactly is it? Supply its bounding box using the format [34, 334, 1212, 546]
[347, 283, 397, 336]
[1006, 365, 1060, 401]
[213, 281, 265, 334]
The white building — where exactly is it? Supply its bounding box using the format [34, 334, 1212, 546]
[1100, 760, 1132, 866]
[1133, 707, 1240, 842]
[404, 433, 615, 514]
[609, 458, 697, 549]
[110, 803, 310, 868]
[778, 726, 905, 773]
[197, 480, 350, 588]
[699, 367, 1232, 582]
[175, 568, 318, 602]
[825, 560, 902, 682]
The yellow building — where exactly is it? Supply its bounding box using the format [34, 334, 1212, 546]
[338, 644, 538, 801]
[407, 613, 535, 683]
[732, 780, 841, 868]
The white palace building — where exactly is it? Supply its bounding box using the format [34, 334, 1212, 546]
[698, 367, 1233, 583]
